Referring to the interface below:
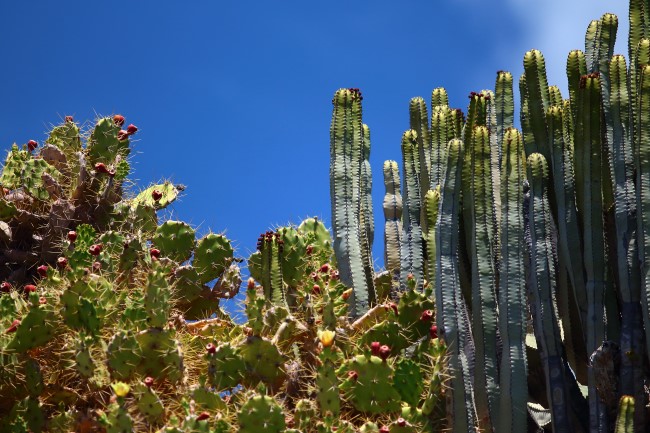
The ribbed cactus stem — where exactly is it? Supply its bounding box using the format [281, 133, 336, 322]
[523, 49, 551, 163]
[615, 396, 635, 433]
[424, 187, 440, 290]
[525, 153, 572, 433]
[431, 87, 449, 109]
[467, 125, 499, 431]
[330, 88, 375, 317]
[435, 138, 477, 432]
[400, 130, 424, 289]
[497, 128, 528, 433]
[359, 124, 377, 305]
[585, 20, 601, 73]
[495, 71, 515, 148]
[567, 50, 587, 124]
[383, 160, 402, 276]
[410, 98, 431, 233]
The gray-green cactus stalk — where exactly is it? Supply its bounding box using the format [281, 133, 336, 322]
[383, 161, 402, 280]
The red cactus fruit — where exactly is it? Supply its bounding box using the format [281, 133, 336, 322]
[89, 244, 103, 256]
[312, 284, 321, 294]
[5, 319, 19, 333]
[196, 412, 210, 421]
[341, 288, 353, 301]
[310, 272, 318, 281]
[379, 426, 390, 433]
[37, 265, 48, 277]
[27, 140, 38, 152]
[117, 130, 129, 141]
[0, 282, 11, 293]
[24, 285, 37, 293]
[92, 261, 102, 272]
[206, 343, 216, 354]
[379, 345, 391, 361]
[150, 248, 161, 259]
[38, 296, 47, 305]
[388, 302, 398, 316]
[370, 341, 381, 356]
[94, 163, 110, 174]
[65, 115, 74, 123]
[347, 370, 359, 381]
[152, 189, 163, 201]
[306, 244, 313, 255]
[67, 231, 77, 242]
[126, 124, 138, 135]
[397, 418, 407, 427]
[319, 263, 331, 273]
[247, 278, 255, 290]
[56, 257, 68, 269]
[330, 269, 340, 280]
[430, 324, 438, 339]
[113, 114, 125, 127]
[143, 377, 154, 388]
[420, 309, 434, 322]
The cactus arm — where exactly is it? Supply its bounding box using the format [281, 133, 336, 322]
[330, 88, 373, 317]
[549, 85, 564, 107]
[524, 50, 552, 164]
[435, 138, 477, 432]
[485, 90, 502, 241]
[615, 396, 635, 433]
[424, 188, 440, 294]
[497, 128, 528, 433]
[585, 20, 602, 73]
[359, 124, 377, 304]
[629, 0, 646, 62]
[400, 130, 424, 289]
[467, 126, 499, 430]
[495, 71, 515, 148]
[525, 153, 572, 433]
[431, 87, 449, 109]
[430, 107, 450, 190]
[383, 161, 402, 277]
[567, 50, 588, 124]
[520, 74, 536, 157]
[410, 98, 431, 233]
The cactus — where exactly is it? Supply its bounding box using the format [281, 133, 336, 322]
[237, 394, 285, 433]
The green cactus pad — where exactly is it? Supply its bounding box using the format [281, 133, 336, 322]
[47, 121, 82, 152]
[24, 357, 43, 398]
[207, 342, 245, 390]
[75, 339, 96, 378]
[106, 331, 140, 380]
[193, 233, 233, 283]
[172, 265, 204, 304]
[87, 117, 130, 165]
[237, 394, 285, 433]
[190, 385, 226, 411]
[294, 399, 316, 431]
[359, 320, 408, 352]
[316, 360, 340, 416]
[339, 354, 401, 414]
[397, 289, 435, 341]
[144, 268, 171, 328]
[135, 384, 165, 423]
[153, 221, 196, 263]
[136, 328, 184, 383]
[6, 306, 57, 353]
[392, 359, 424, 407]
[0, 199, 18, 221]
[22, 158, 60, 201]
[247, 250, 263, 282]
[277, 226, 307, 287]
[1, 145, 30, 189]
[132, 181, 179, 210]
[238, 335, 286, 388]
[297, 217, 333, 261]
[104, 402, 134, 433]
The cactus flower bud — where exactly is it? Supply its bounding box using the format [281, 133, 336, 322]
[319, 330, 335, 348]
[247, 278, 255, 290]
[37, 265, 48, 277]
[56, 257, 68, 269]
[150, 248, 161, 258]
[126, 124, 138, 135]
[0, 282, 11, 292]
[319, 263, 331, 273]
[420, 309, 434, 322]
[111, 382, 130, 397]
[388, 302, 398, 316]
[143, 377, 154, 388]
[196, 411, 210, 421]
[89, 244, 103, 256]
[347, 370, 358, 381]
[65, 115, 74, 123]
[430, 324, 438, 339]
[379, 345, 391, 360]
[92, 261, 102, 272]
[117, 130, 129, 141]
[312, 284, 321, 294]
[39, 296, 47, 305]
[27, 140, 38, 152]
[370, 341, 381, 356]
[152, 189, 163, 201]
[341, 288, 353, 300]
[5, 319, 19, 333]
[113, 114, 125, 126]
[206, 343, 216, 354]
[306, 244, 313, 255]
[67, 231, 77, 242]
[24, 285, 37, 293]
[397, 418, 407, 427]
[379, 426, 389, 433]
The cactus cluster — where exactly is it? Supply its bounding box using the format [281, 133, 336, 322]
[0, 116, 448, 432]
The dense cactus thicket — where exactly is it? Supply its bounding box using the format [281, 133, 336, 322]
[5, 1, 650, 432]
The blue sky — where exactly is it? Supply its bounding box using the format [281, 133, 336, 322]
[0, 1, 627, 291]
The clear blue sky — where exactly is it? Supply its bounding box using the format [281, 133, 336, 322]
[0, 1, 626, 298]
